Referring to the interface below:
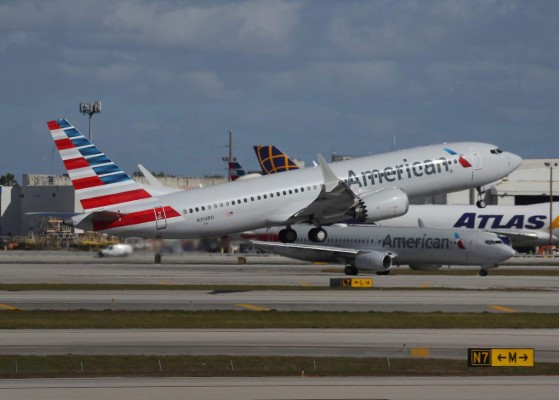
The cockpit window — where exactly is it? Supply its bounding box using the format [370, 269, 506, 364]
[485, 239, 504, 245]
[490, 148, 503, 155]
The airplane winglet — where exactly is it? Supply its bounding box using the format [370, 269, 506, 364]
[317, 153, 339, 192]
[138, 164, 164, 187]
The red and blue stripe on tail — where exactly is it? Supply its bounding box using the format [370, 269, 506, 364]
[47, 119, 152, 212]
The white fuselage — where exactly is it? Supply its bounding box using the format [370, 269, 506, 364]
[259, 224, 515, 266]
[376, 203, 559, 246]
[77, 142, 521, 239]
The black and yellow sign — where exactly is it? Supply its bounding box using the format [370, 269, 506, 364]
[342, 278, 373, 288]
[468, 348, 534, 367]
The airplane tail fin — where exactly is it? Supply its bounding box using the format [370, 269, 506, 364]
[228, 160, 246, 181]
[47, 119, 152, 213]
[254, 145, 300, 174]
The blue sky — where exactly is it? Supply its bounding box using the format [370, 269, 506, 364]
[1, 0, 558, 181]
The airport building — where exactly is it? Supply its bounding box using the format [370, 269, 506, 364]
[0, 159, 557, 237]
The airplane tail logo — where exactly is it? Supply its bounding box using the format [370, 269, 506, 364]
[454, 232, 466, 249]
[254, 145, 299, 174]
[444, 148, 472, 168]
[228, 160, 246, 181]
[47, 119, 152, 212]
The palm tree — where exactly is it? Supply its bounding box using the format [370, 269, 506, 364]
[0, 173, 18, 186]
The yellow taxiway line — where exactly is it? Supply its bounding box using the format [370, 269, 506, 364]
[0, 303, 20, 311]
[490, 305, 518, 313]
[237, 303, 270, 311]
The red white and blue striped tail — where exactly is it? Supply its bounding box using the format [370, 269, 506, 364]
[47, 119, 152, 213]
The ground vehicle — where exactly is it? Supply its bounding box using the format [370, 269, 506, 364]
[98, 243, 133, 257]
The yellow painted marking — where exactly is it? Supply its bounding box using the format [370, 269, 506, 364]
[410, 348, 430, 358]
[159, 281, 174, 286]
[300, 282, 312, 287]
[490, 305, 518, 313]
[0, 303, 20, 311]
[419, 284, 431, 289]
[237, 303, 270, 312]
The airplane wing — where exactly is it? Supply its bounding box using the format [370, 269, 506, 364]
[286, 154, 360, 225]
[250, 240, 398, 271]
[486, 228, 556, 241]
[250, 239, 360, 261]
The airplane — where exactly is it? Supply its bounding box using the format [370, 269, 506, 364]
[373, 203, 559, 249]
[47, 118, 521, 242]
[254, 146, 557, 250]
[249, 224, 516, 276]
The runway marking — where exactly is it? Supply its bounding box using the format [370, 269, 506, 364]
[0, 303, 20, 310]
[237, 303, 270, 311]
[490, 305, 518, 313]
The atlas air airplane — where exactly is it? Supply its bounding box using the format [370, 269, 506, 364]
[374, 203, 559, 248]
[48, 118, 521, 242]
[250, 224, 515, 276]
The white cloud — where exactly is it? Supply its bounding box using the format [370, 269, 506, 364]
[179, 70, 234, 100]
[103, 0, 301, 54]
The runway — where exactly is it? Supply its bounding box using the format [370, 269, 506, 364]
[1, 256, 559, 290]
[1, 376, 558, 400]
[1, 289, 558, 312]
[0, 328, 557, 361]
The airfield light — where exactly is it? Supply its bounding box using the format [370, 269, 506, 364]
[79, 101, 102, 141]
[544, 161, 558, 256]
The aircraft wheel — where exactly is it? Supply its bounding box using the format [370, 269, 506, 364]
[309, 227, 327, 243]
[279, 228, 297, 243]
[376, 270, 391, 275]
[476, 199, 487, 208]
[344, 265, 358, 276]
[479, 269, 488, 277]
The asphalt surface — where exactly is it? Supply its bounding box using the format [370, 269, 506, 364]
[1, 376, 558, 400]
[0, 328, 556, 362]
[1, 252, 559, 290]
[1, 289, 558, 312]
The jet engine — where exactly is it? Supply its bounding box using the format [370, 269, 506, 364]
[354, 251, 392, 272]
[408, 264, 443, 271]
[353, 187, 409, 223]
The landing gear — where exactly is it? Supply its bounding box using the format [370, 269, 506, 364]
[475, 186, 487, 208]
[308, 227, 327, 243]
[344, 265, 359, 276]
[479, 269, 488, 277]
[376, 270, 391, 275]
[278, 228, 297, 243]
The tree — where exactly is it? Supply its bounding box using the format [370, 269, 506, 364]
[0, 173, 18, 186]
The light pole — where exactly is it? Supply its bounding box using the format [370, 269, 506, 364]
[544, 161, 557, 256]
[79, 101, 102, 141]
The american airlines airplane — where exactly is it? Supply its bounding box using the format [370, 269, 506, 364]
[374, 203, 559, 248]
[48, 118, 521, 242]
[250, 224, 515, 276]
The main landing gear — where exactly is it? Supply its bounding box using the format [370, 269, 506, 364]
[344, 265, 358, 275]
[479, 269, 488, 277]
[278, 226, 328, 243]
[475, 186, 487, 208]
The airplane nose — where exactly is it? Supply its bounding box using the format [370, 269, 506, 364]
[506, 152, 522, 171]
[499, 244, 516, 261]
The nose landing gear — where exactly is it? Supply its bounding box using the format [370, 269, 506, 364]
[475, 186, 487, 208]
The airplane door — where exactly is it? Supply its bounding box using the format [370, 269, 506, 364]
[154, 206, 167, 230]
[469, 147, 482, 170]
[465, 234, 475, 261]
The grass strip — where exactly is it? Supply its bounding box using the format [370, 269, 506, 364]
[1, 310, 558, 329]
[0, 355, 557, 378]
